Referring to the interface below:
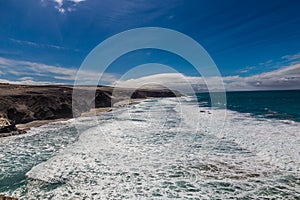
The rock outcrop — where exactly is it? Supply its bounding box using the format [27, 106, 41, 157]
[0, 114, 17, 133]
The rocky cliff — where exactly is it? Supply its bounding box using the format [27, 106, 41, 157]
[0, 84, 180, 136]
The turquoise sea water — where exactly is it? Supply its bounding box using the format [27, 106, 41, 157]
[0, 91, 299, 199]
[197, 90, 300, 122]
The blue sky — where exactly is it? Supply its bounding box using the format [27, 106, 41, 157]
[0, 0, 300, 90]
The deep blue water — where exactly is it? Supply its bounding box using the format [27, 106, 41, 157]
[196, 90, 300, 122]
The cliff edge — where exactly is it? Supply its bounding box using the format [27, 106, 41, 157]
[0, 84, 180, 136]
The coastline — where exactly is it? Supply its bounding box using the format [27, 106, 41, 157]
[1, 94, 300, 199]
[0, 83, 180, 137]
[0, 98, 150, 138]
[0, 97, 149, 199]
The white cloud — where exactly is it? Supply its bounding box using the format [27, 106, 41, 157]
[0, 78, 60, 85]
[114, 64, 300, 91]
[70, 0, 85, 3]
[53, 0, 63, 5]
[1, 56, 299, 90]
[10, 38, 70, 50]
[51, 0, 86, 13]
[18, 77, 34, 81]
[236, 52, 300, 76]
[237, 66, 256, 74]
[0, 57, 117, 84]
[234, 63, 300, 90]
[115, 73, 191, 88]
[281, 52, 300, 61]
[114, 73, 222, 93]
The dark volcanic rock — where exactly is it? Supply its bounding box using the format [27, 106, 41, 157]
[0, 115, 17, 133]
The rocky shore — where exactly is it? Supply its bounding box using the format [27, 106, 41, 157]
[0, 195, 18, 200]
[0, 83, 180, 137]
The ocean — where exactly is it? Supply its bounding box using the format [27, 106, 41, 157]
[198, 90, 300, 122]
[0, 90, 299, 199]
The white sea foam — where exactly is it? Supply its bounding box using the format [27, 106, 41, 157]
[0, 97, 299, 199]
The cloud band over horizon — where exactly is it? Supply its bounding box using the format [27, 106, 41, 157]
[0, 56, 299, 91]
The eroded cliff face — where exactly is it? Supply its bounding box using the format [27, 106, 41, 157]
[0, 85, 73, 129]
[0, 84, 180, 135]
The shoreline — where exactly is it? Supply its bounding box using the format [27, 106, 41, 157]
[0, 84, 180, 138]
[0, 98, 148, 138]
[0, 98, 149, 199]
